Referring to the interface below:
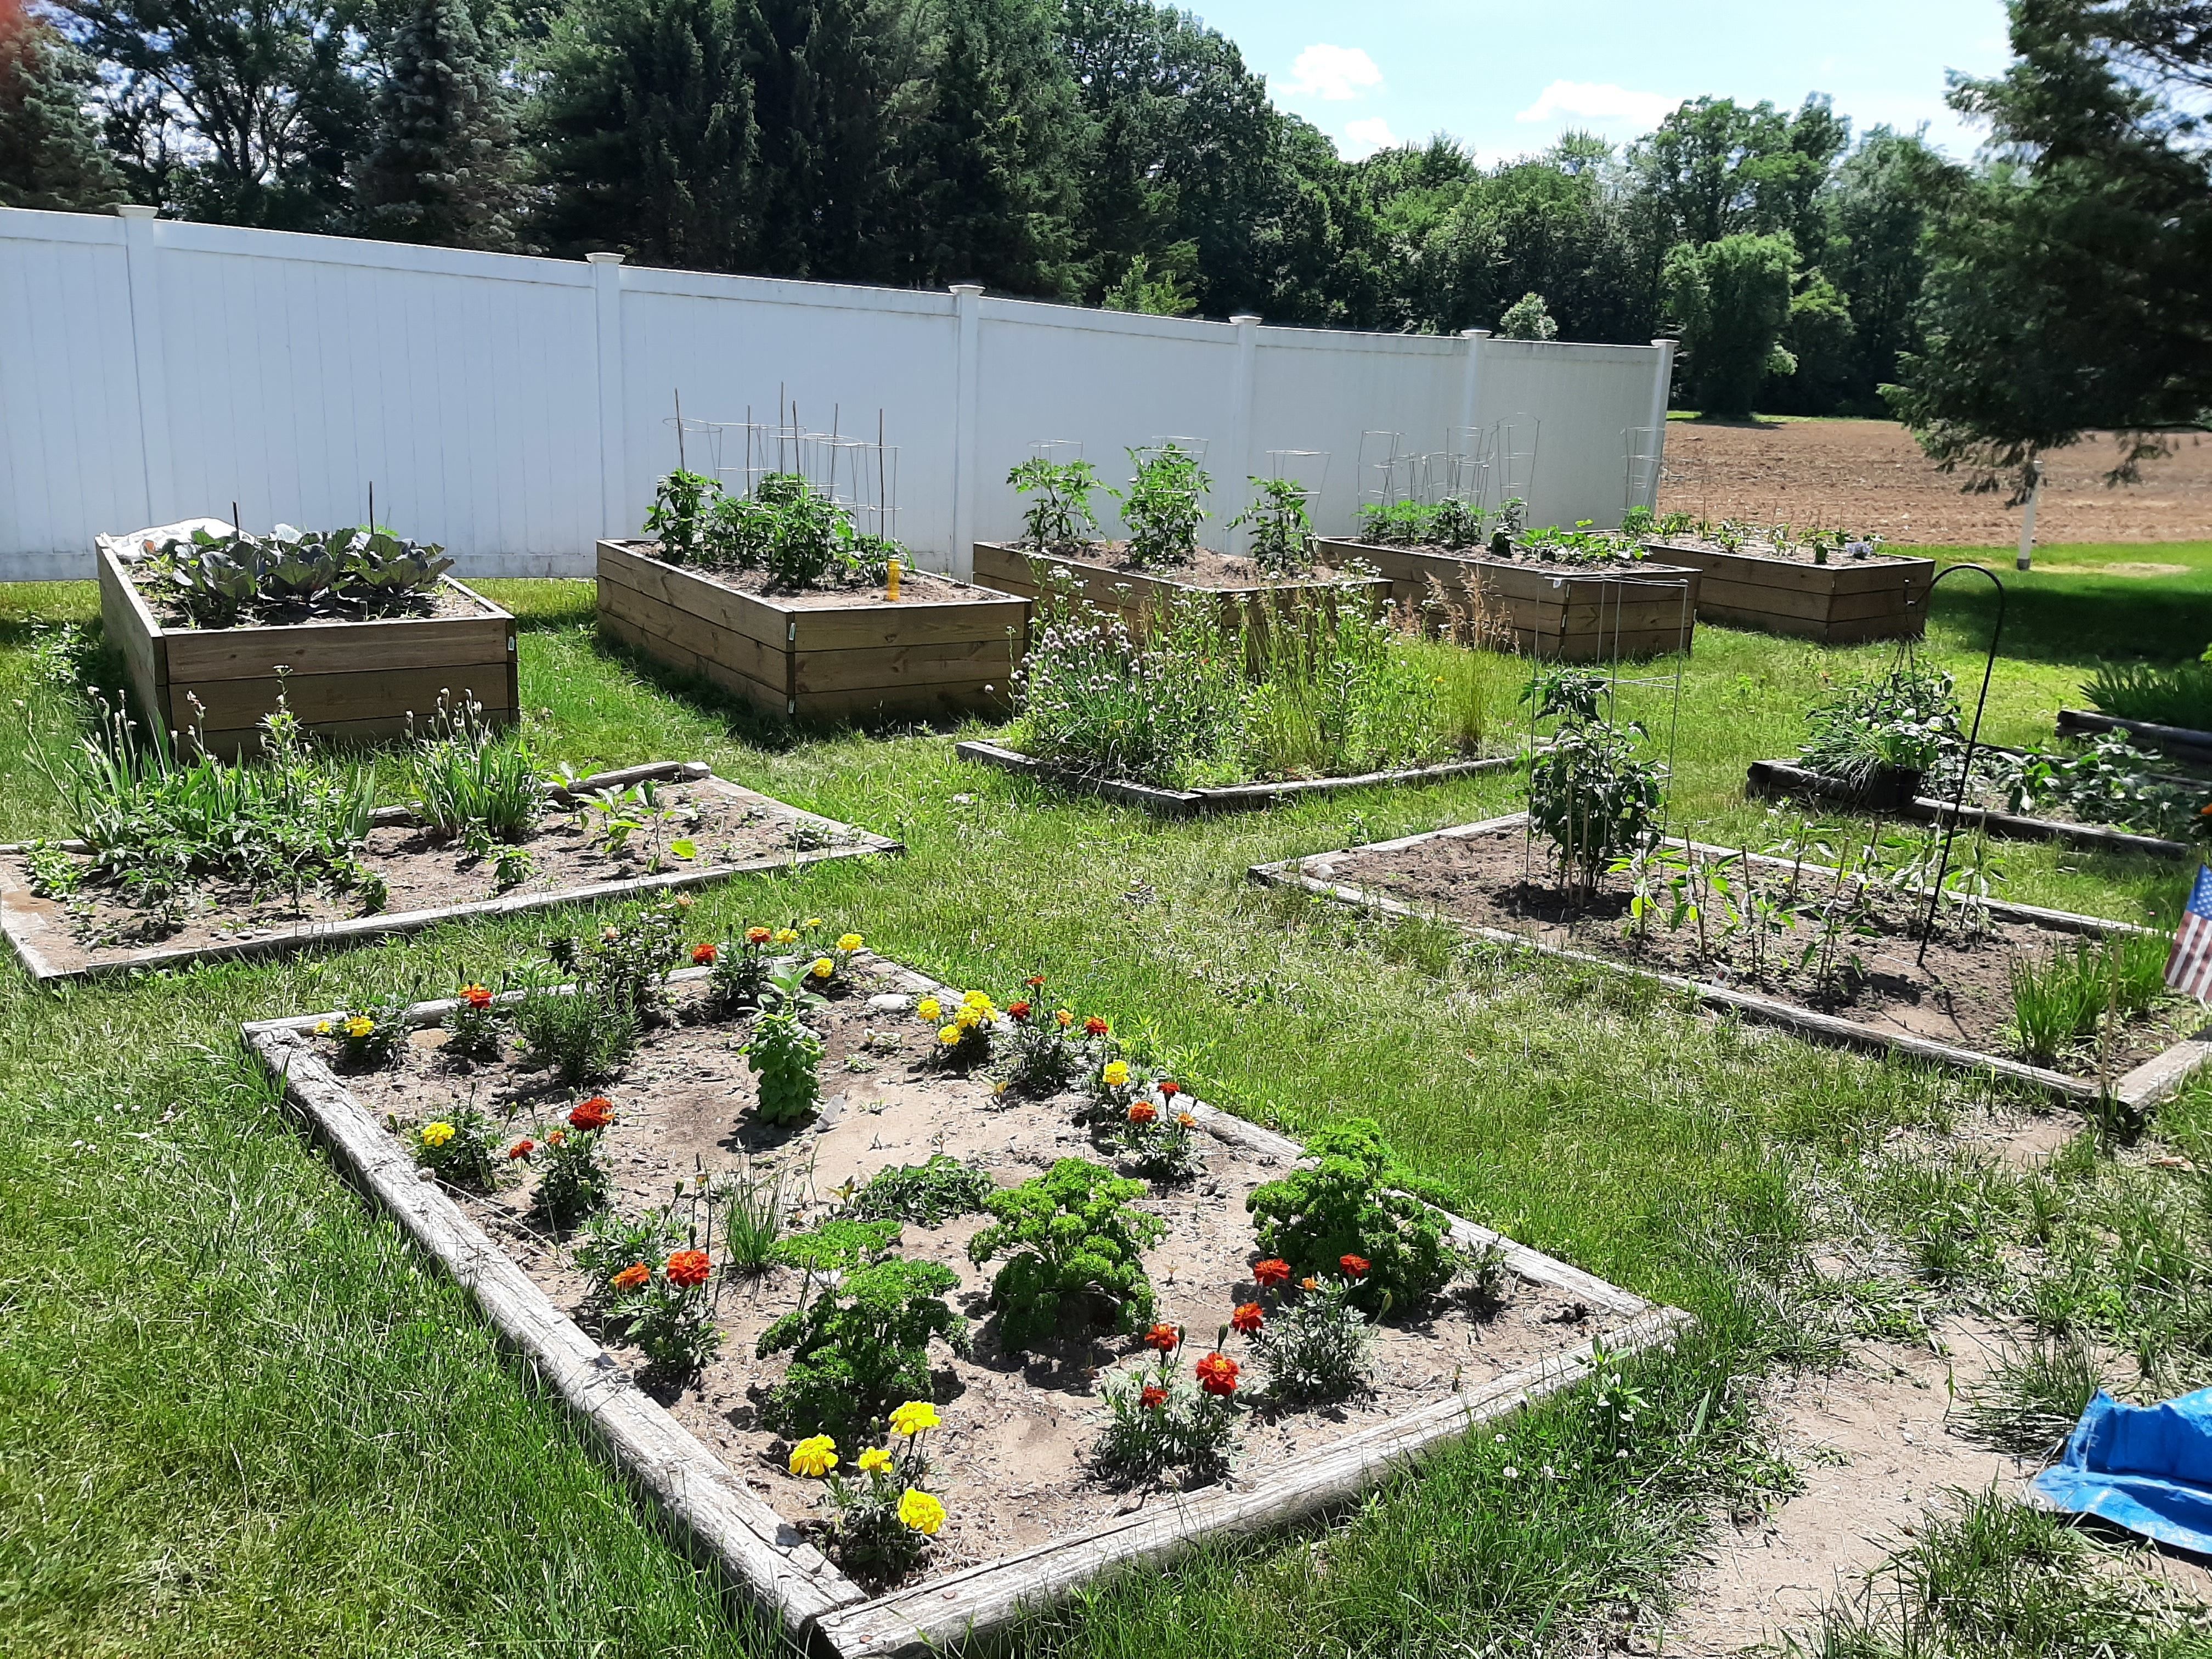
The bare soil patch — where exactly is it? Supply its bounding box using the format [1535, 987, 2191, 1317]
[328, 961, 1602, 1583]
[1037, 541, 1370, 590]
[627, 549, 979, 608]
[1657, 420, 2212, 545]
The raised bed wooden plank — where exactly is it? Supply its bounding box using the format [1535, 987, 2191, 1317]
[1745, 758, 2194, 861]
[972, 541, 1391, 635]
[1250, 812, 2212, 1111]
[1, 763, 901, 984]
[160, 614, 515, 682]
[792, 599, 1029, 655]
[1637, 540, 1932, 642]
[172, 664, 510, 731]
[597, 575, 791, 689]
[2057, 709, 2212, 768]
[98, 548, 167, 724]
[597, 541, 791, 648]
[957, 739, 1519, 818]
[792, 683, 1007, 723]
[792, 637, 1019, 696]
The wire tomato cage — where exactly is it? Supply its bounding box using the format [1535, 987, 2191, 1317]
[663, 387, 901, 545]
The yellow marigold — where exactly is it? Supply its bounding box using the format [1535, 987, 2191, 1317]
[1102, 1061, 1130, 1088]
[938, 1024, 962, 1046]
[788, 1434, 839, 1477]
[953, 1007, 983, 1031]
[315, 1020, 332, 1035]
[897, 1488, 946, 1536]
[1054, 1008, 1073, 1028]
[803, 917, 824, 930]
[961, 990, 991, 1008]
[343, 1014, 375, 1039]
[888, 1401, 940, 1436]
[810, 957, 835, 979]
[917, 997, 942, 1022]
[420, 1121, 456, 1147]
[857, 1446, 893, 1474]
[837, 933, 864, 953]
[772, 928, 799, 946]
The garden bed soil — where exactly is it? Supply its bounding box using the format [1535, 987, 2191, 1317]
[0, 762, 900, 982]
[244, 961, 1683, 1654]
[97, 539, 518, 758]
[955, 738, 1519, 817]
[970, 540, 1391, 642]
[1312, 537, 1698, 661]
[1639, 538, 1934, 643]
[596, 540, 1029, 724]
[1252, 815, 2212, 1107]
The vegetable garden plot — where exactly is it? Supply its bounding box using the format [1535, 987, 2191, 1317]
[1252, 814, 2212, 1110]
[1, 761, 898, 982]
[244, 949, 1683, 1657]
[1639, 533, 1933, 644]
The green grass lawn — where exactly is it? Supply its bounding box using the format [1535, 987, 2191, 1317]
[3, 546, 2209, 1658]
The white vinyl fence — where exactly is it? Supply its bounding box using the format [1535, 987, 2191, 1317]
[0, 205, 1675, 582]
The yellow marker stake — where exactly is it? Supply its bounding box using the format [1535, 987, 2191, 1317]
[885, 556, 901, 601]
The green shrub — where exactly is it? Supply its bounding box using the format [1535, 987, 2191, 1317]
[968, 1159, 1164, 1350]
[745, 969, 825, 1125]
[2084, 656, 2212, 731]
[1114, 445, 1207, 569]
[1245, 1118, 1459, 1316]
[515, 984, 639, 1085]
[757, 1256, 968, 1439]
[1526, 717, 1666, 890]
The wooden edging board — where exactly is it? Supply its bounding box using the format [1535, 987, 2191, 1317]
[969, 540, 1393, 641]
[0, 761, 902, 985]
[596, 540, 1030, 724]
[2057, 709, 2212, 768]
[97, 540, 520, 758]
[1745, 759, 2196, 862]
[242, 958, 1686, 1658]
[1639, 539, 1934, 643]
[1250, 812, 2212, 1111]
[955, 738, 1520, 818]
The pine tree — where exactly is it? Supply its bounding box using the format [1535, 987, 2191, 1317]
[745, 0, 904, 279]
[0, 4, 125, 212]
[358, 0, 522, 249]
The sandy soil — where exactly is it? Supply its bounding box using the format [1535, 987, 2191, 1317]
[1657, 420, 2212, 546]
[618, 541, 985, 606]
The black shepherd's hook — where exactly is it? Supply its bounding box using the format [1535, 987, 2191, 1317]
[1917, 563, 2007, 965]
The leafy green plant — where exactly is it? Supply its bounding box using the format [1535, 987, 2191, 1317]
[515, 981, 639, 1085]
[707, 924, 779, 1012]
[612, 1247, 720, 1381]
[1799, 664, 1960, 791]
[746, 968, 826, 1125]
[791, 1409, 947, 1585]
[405, 691, 543, 846]
[968, 1159, 1164, 1350]
[572, 1208, 680, 1308]
[2010, 932, 2171, 1064]
[1976, 731, 2211, 841]
[1356, 498, 1435, 547]
[1252, 1271, 1375, 1403]
[643, 469, 906, 591]
[146, 523, 453, 625]
[320, 1001, 410, 1068]
[757, 1255, 968, 1439]
[1527, 717, 1667, 891]
[645, 469, 716, 565]
[1620, 504, 1656, 539]
[1227, 477, 1315, 575]
[995, 983, 1086, 1093]
[529, 1115, 613, 1223]
[1427, 495, 1485, 550]
[1488, 495, 1526, 554]
[844, 1155, 995, 1226]
[1245, 1118, 1459, 1316]
[1114, 445, 1208, 568]
[443, 983, 506, 1060]
[1111, 1097, 1202, 1183]
[410, 1107, 501, 1189]
[1008, 458, 1101, 550]
[2084, 656, 2212, 732]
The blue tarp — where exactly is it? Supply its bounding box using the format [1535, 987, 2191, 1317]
[2032, 1387, 2212, 1553]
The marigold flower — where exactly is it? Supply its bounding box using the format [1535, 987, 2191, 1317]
[1158, 1080, 1181, 1098]
[961, 990, 992, 1011]
[1127, 1101, 1158, 1126]
[691, 943, 717, 966]
[1252, 1259, 1292, 1286]
[858, 1446, 893, 1473]
[803, 917, 823, 929]
[1084, 1016, 1109, 1037]
[1139, 1383, 1169, 1410]
[315, 1020, 332, 1036]
[507, 1138, 534, 1160]
[548, 1130, 566, 1146]
[917, 997, 942, 1022]
[889, 1401, 941, 1436]
[1176, 1112, 1197, 1130]
[420, 1120, 455, 1147]
[939, 1024, 962, 1046]
[896, 1488, 945, 1536]
[789, 1434, 839, 1477]
[611, 1262, 651, 1293]
[1025, 974, 1046, 989]
[1054, 1009, 1074, 1028]
[954, 1007, 984, 1031]
[569, 1097, 614, 1132]
[1102, 1060, 1130, 1088]
[810, 957, 835, 979]
[1195, 1352, 1240, 1397]
[1007, 1000, 1032, 1022]
[344, 1014, 376, 1039]
[665, 1248, 711, 1288]
[837, 933, 864, 953]
[1231, 1302, 1265, 1336]
[1339, 1254, 1371, 1279]
[462, 984, 493, 1009]
[1142, 1322, 1180, 1355]
[747, 926, 773, 945]
[772, 928, 799, 946]
[1300, 1276, 1319, 1291]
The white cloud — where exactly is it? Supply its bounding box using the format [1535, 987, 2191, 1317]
[1514, 80, 1679, 129]
[1283, 44, 1384, 103]
[1341, 117, 1402, 159]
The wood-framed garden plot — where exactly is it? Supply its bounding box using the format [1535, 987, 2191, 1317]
[0, 761, 900, 983]
[1638, 536, 1936, 644]
[97, 530, 518, 759]
[969, 540, 1392, 642]
[1251, 813, 2212, 1113]
[241, 959, 1686, 1658]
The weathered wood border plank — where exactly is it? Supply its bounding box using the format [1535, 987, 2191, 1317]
[1, 761, 902, 985]
[244, 959, 1684, 1658]
[955, 739, 1521, 819]
[1250, 812, 2212, 1111]
[2057, 708, 2212, 768]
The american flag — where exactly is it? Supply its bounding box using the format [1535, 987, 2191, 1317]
[2168, 866, 2212, 1003]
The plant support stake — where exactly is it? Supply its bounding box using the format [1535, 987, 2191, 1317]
[1916, 563, 2006, 964]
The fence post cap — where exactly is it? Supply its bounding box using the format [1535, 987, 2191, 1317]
[1229, 312, 1261, 325]
[113, 204, 157, 220]
[585, 251, 625, 265]
[1460, 328, 1492, 340]
[949, 283, 986, 297]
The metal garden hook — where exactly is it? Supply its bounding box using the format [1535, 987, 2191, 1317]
[1917, 563, 2007, 965]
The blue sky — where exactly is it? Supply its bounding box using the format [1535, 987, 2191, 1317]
[1186, 1, 2017, 162]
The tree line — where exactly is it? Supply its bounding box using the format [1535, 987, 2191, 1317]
[1, 0, 2204, 471]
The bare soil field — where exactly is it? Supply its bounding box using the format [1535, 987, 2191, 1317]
[1658, 419, 2212, 544]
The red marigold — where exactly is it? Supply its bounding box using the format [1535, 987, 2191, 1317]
[1251, 1258, 1292, 1287]
[1007, 1000, 1032, 1023]
[1158, 1080, 1181, 1098]
[569, 1097, 614, 1132]
[1230, 1302, 1264, 1336]
[1084, 1015, 1109, 1036]
[1143, 1322, 1180, 1355]
[692, 942, 718, 966]
[1139, 1383, 1169, 1410]
[1339, 1254, 1371, 1279]
[1195, 1352, 1239, 1396]
[611, 1262, 651, 1292]
[746, 926, 773, 945]
[665, 1248, 711, 1289]
[506, 1138, 535, 1160]
[1025, 974, 1046, 989]
[1127, 1101, 1158, 1126]
[462, 983, 494, 1009]
[548, 1130, 567, 1146]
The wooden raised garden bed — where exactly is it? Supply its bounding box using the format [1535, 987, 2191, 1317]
[0, 760, 899, 983]
[956, 738, 1521, 817]
[243, 955, 1683, 1656]
[1639, 538, 1935, 643]
[971, 540, 1391, 639]
[2057, 709, 2212, 769]
[97, 535, 517, 758]
[597, 540, 1030, 723]
[1745, 758, 2197, 862]
[1312, 538, 1699, 661]
[1252, 813, 2212, 1110]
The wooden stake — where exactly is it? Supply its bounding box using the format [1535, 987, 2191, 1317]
[675, 389, 686, 472]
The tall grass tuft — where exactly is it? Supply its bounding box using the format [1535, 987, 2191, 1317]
[2009, 931, 2172, 1064]
[2085, 658, 2212, 731]
[1954, 1336, 2103, 1457]
[405, 691, 544, 843]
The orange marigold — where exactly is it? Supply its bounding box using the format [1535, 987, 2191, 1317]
[611, 1262, 651, 1293]
[461, 983, 494, 1009]
[1084, 1015, 1109, 1036]
[1142, 1322, 1180, 1355]
[1339, 1254, 1371, 1279]
[1230, 1302, 1264, 1336]
[1139, 1383, 1169, 1409]
[1194, 1352, 1239, 1397]
[1251, 1258, 1292, 1287]
[1127, 1101, 1158, 1126]
[665, 1249, 711, 1289]
[1158, 1080, 1181, 1098]
[506, 1138, 535, 1160]
[569, 1097, 614, 1132]
[1025, 974, 1046, 989]
[692, 942, 718, 966]
[1007, 1000, 1032, 1023]
[746, 926, 773, 945]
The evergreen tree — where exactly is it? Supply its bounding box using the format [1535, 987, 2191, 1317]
[358, 0, 522, 249]
[745, 0, 905, 279]
[531, 0, 760, 269]
[0, 3, 124, 211]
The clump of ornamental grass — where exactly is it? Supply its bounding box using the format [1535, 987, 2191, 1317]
[2008, 932, 2171, 1065]
[515, 895, 691, 1084]
[969, 1159, 1164, 1350]
[404, 690, 544, 851]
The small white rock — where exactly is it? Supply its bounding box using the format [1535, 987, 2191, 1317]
[865, 993, 910, 1014]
